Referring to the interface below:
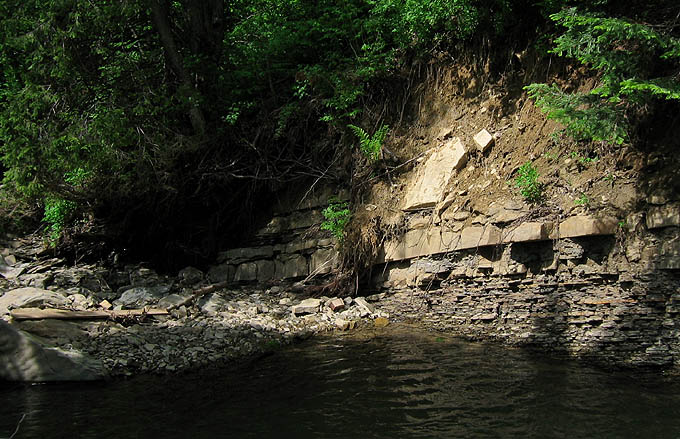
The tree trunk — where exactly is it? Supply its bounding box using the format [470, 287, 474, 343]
[150, 0, 207, 136]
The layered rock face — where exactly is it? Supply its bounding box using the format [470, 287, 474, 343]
[203, 131, 680, 369]
[207, 187, 344, 283]
[369, 138, 680, 369]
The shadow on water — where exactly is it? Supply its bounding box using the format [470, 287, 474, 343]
[2, 327, 680, 439]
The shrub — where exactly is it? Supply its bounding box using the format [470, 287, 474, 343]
[43, 197, 77, 244]
[321, 197, 351, 242]
[514, 161, 543, 202]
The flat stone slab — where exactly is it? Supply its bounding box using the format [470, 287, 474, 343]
[292, 298, 321, 316]
[558, 216, 618, 238]
[354, 297, 375, 314]
[403, 139, 468, 210]
[0, 287, 69, 316]
[0, 320, 105, 382]
[503, 222, 554, 243]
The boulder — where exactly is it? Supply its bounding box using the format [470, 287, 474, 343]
[178, 266, 204, 285]
[403, 139, 468, 210]
[0, 287, 69, 316]
[198, 293, 228, 316]
[18, 273, 53, 289]
[129, 267, 163, 287]
[157, 294, 190, 309]
[0, 320, 105, 382]
[113, 285, 171, 309]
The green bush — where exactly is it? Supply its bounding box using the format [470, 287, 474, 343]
[321, 198, 351, 242]
[43, 197, 77, 244]
[514, 161, 543, 203]
[526, 7, 680, 144]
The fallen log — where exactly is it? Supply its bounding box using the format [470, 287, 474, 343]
[10, 307, 169, 321]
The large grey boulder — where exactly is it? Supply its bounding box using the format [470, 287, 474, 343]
[0, 320, 105, 382]
[0, 287, 69, 317]
[113, 285, 171, 309]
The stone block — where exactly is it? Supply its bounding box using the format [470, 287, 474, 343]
[328, 298, 345, 312]
[255, 260, 277, 281]
[646, 204, 680, 229]
[219, 246, 274, 264]
[374, 317, 389, 327]
[488, 206, 526, 224]
[234, 262, 258, 282]
[335, 319, 350, 331]
[287, 210, 323, 230]
[382, 229, 440, 262]
[659, 240, 680, 270]
[473, 129, 494, 153]
[292, 298, 321, 316]
[285, 239, 318, 254]
[558, 216, 617, 238]
[503, 222, 553, 243]
[207, 263, 235, 283]
[457, 225, 502, 250]
[276, 255, 309, 279]
[355, 297, 375, 314]
[403, 139, 468, 210]
[255, 217, 285, 237]
[310, 248, 338, 275]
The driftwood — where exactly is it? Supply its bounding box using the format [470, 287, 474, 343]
[10, 307, 169, 321]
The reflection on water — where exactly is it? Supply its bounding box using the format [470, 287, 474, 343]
[1, 326, 680, 438]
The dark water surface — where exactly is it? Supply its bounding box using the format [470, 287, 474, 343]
[2, 327, 680, 438]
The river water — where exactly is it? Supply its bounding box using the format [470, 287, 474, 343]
[2, 326, 679, 438]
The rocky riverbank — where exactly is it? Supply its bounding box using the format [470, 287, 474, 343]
[0, 236, 387, 381]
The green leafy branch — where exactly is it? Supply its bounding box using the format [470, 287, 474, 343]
[347, 124, 389, 161]
[321, 197, 351, 243]
[526, 7, 680, 145]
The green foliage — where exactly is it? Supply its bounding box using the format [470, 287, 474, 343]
[514, 161, 543, 203]
[348, 124, 389, 161]
[321, 198, 351, 242]
[525, 83, 627, 144]
[43, 197, 76, 244]
[574, 193, 589, 206]
[527, 7, 680, 144]
[570, 151, 598, 166]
